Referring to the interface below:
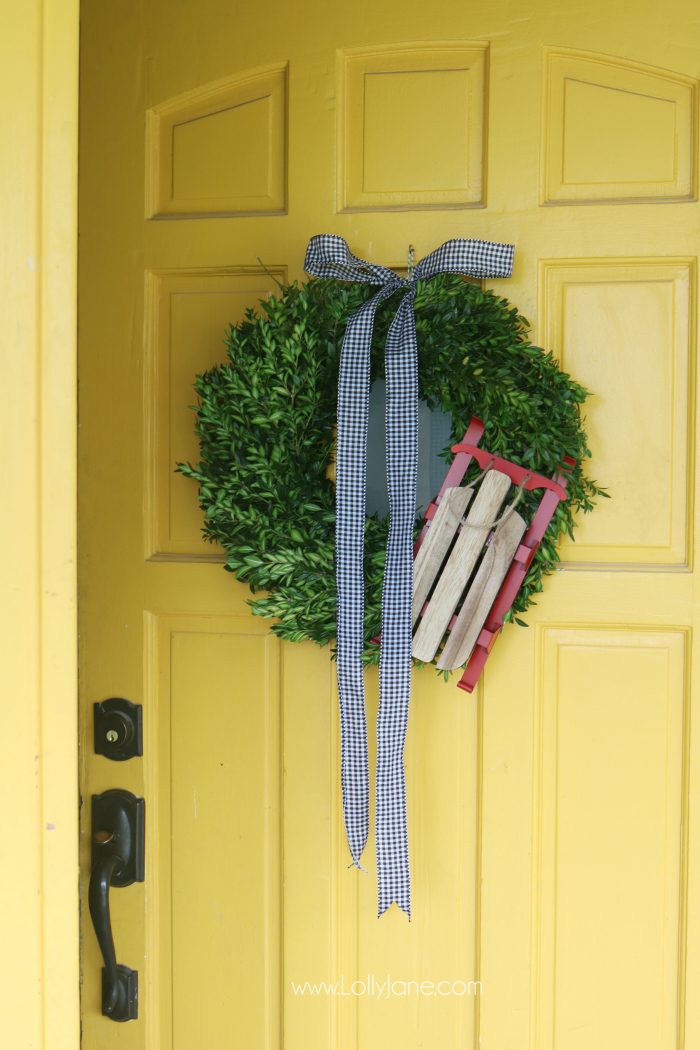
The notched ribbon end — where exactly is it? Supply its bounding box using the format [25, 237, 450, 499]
[378, 898, 411, 922]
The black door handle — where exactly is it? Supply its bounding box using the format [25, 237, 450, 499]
[88, 789, 145, 1021]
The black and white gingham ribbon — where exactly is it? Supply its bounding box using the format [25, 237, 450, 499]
[304, 234, 515, 918]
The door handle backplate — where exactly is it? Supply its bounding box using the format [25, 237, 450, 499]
[88, 789, 145, 1021]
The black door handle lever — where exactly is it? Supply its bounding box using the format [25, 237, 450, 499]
[88, 789, 145, 1021]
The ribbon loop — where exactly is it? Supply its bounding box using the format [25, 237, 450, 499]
[304, 234, 515, 918]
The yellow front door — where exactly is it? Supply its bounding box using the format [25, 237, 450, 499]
[79, 2, 700, 1047]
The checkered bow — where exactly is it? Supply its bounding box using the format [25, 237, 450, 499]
[304, 234, 515, 918]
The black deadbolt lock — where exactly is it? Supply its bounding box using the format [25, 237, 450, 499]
[94, 698, 143, 761]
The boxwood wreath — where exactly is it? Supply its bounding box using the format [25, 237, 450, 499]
[178, 274, 604, 673]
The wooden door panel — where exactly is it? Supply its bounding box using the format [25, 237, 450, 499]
[146, 63, 288, 219]
[338, 43, 488, 210]
[146, 615, 281, 1048]
[531, 628, 688, 1050]
[541, 49, 697, 204]
[144, 266, 286, 559]
[540, 258, 694, 568]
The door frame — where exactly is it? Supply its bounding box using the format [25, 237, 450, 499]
[1, 1, 81, 1047]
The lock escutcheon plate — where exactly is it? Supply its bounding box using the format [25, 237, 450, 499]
[94, 697, 143, 761]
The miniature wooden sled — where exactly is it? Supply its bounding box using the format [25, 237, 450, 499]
[412, 417, 574, 692]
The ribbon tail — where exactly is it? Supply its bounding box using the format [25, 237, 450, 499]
[376, 294, 417, 919]
[336, 291, 392, 870]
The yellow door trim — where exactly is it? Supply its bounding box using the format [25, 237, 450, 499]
[0, 1, 80, 1046]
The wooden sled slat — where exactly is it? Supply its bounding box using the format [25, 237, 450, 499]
[437, 510, 527, 670]
[412, 486, 474, 626]
[412, 470, 511, 663]
[416, 418, 485, 547]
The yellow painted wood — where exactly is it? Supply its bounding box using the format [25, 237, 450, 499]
[143, 266, 286, 557]
[339, 43, 488, 210]
[78, 2, 700, 1048]
[539, 258, 694, 567]
[146, 63, 288, 218]
[531, 628, 688, 1049]
[144, 615, 281, 1048]
[542, 49, 697, 203]
[0, 1, 80, 1048]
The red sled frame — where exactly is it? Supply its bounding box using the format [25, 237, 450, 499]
[416, 417, 575, 692]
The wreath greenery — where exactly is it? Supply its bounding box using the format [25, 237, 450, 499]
[178, 274, 604, 670]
